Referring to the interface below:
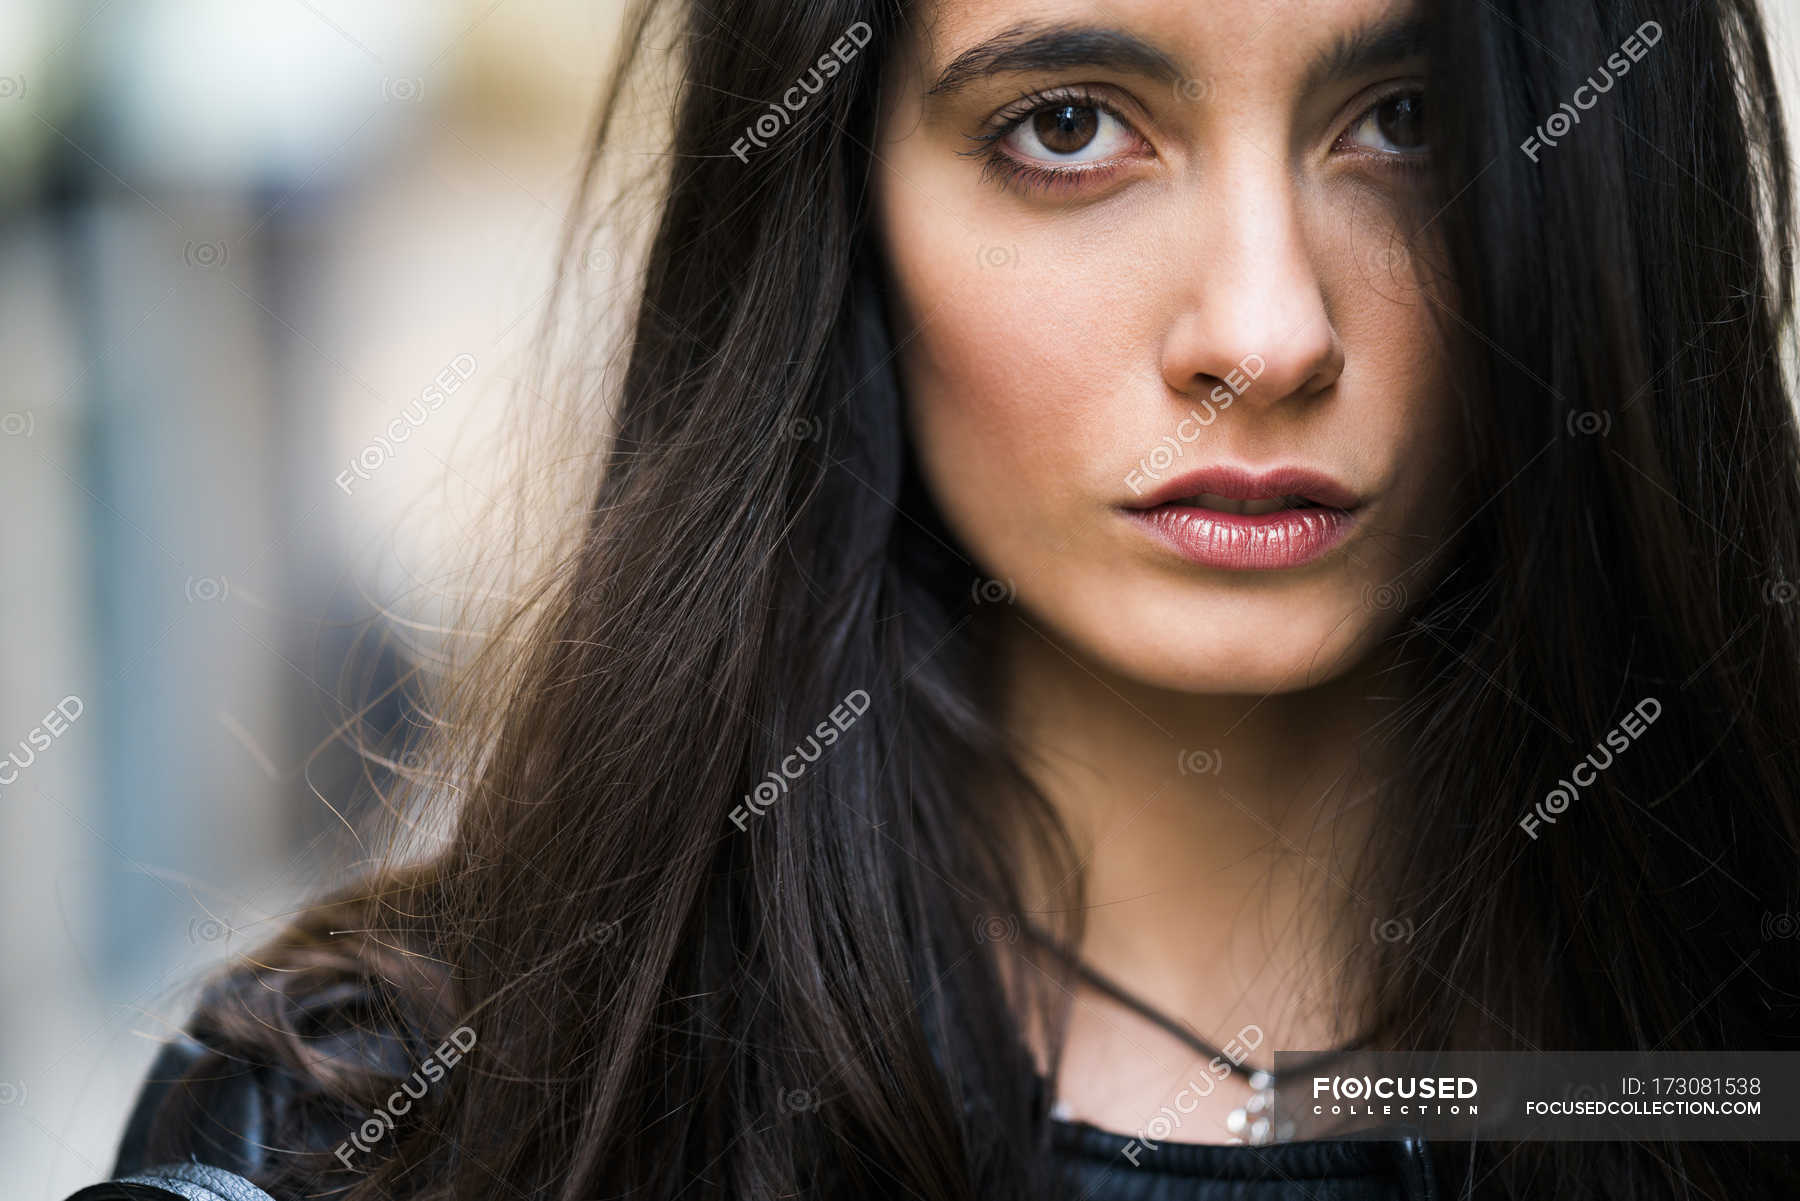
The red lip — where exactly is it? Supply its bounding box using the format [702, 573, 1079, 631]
[1124, 465, 1360, 512]
[1120, 465, 1360, 572]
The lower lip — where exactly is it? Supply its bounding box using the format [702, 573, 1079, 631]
[1125, 503, 1355, 571]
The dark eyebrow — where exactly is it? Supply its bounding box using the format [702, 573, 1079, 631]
[1299, 13, 1431, 95]
[925, 23, 1185, 100]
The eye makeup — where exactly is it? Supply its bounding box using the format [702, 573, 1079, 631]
[959, 83, 1153, 197]
[960, 81, 1430, 198]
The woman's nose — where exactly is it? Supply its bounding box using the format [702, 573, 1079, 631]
[1159, 171, 1344, 408]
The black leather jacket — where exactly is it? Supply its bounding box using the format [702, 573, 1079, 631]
[65, 1025, 1440, 1200]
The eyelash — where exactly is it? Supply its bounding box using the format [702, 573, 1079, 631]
[961, 85, 1139, 197]
[962, 84, 1429, 198]
[1335, 87, 1432, 170]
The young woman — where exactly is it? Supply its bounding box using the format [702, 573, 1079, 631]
[68, 0, 1800, 1198]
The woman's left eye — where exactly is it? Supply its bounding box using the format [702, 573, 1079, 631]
[1341, 91, 1428, 157]
[997, 100, 1139, 165]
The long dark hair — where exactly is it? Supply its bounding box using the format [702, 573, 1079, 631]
[161, 0, 1800, 1197]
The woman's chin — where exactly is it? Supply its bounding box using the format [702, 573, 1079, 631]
[1013, 584, 1400, 700]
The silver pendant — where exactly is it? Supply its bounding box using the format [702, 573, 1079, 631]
[1224, 1070, 1293, 1144]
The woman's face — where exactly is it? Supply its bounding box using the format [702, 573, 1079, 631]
[875, 0, 1457, 696]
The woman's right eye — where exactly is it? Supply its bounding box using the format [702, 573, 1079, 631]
[998, 100, 1140, 166]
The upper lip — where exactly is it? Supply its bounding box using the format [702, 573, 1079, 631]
[1124, 465, 1360, 511]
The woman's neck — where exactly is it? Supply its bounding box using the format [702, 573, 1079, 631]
[992, 616, 1386, 1129]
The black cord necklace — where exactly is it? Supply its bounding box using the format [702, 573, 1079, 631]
[1021, 921, 1377, 1142]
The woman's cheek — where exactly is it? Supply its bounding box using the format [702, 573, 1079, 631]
[896, 263, 1114, 490]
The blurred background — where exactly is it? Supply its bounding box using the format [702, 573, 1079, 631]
[1, 1, 1797, 1195]
[0, 1, 629, 1194]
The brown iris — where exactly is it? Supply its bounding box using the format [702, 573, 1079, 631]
[1373, 94, 1424, 150]
[1032, 104, 1100, 155]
